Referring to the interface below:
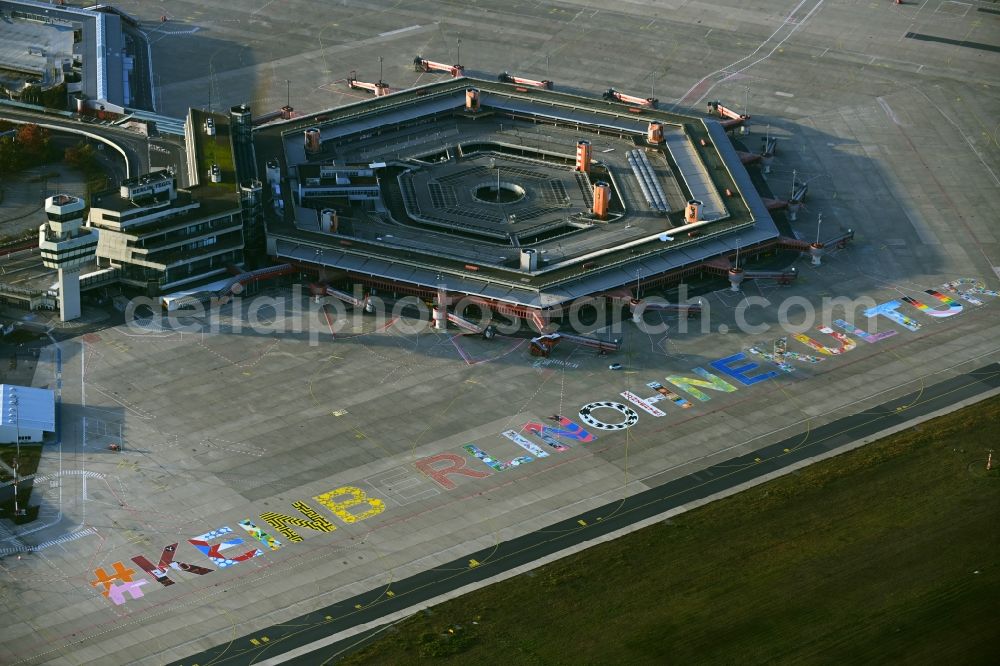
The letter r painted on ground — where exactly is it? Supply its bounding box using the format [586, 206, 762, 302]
[414, 452, 491, 490]
[131, 543, 214, 587]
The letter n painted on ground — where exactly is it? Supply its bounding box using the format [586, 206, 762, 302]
[131, 543, 214, 587]
[665, 367, 738, 401]
[260, 501, 338, 542]
[415, 452, 491, 490]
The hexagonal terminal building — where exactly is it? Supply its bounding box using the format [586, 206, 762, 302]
[254, 77, 783, 330]
[38, 194, 99, 321]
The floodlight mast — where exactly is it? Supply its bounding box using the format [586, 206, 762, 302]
[9, 390, 24, 517]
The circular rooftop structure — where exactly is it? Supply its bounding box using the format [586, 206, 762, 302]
[399, 152, 606, 243]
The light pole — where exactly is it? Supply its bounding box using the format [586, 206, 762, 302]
[457, 38, 462, 67]
[815, 212, 823, 245]
[9, 390, 24, 517]
[378, 55, 384, 84]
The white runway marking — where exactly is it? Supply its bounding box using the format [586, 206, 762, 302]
[672, 0, 825, 109]
[379, 25, 422, 37]
[876, 96, 904, 126]
[775, 91, 795, 97]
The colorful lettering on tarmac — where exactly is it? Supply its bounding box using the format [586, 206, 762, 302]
[86, 277, 997, 608]
[522, 423, 570, 452]
[91, 561, 138, 598]
[189, 526, 263, 568]
[259, 502, 338, 542]
[522, 417, 595, 452]
[621, 391, 666, 416]
[901, 290, 963, 318]
[313, 486, 386, 524]
[238, 520, 284, 551]
[415, 452, 491, 489]
[463, 443, 532, 471]
[748, 337, 823, 372]
[646, 381, 692, 408]
[832, 319, 897, 344]
[540, 416, 596, 442]
[710, 352, 780, 386]
[106, 580, 149, 605]
[792, 326, 857, 355]
[131, 543, 214, 587]
[579, 401, 640, 431]
[865, 301, 922, 331]
[665, 368, 739, 401]
[942, 278, 998, 303]
[503, 429, 550, 457]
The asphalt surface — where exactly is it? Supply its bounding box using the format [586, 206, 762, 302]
[172, 361, 1000, 666]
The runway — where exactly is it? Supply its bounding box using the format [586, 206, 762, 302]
[175, 361, 1000, 665]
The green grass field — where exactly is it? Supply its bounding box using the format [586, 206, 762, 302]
[343, 396, 1000, 665]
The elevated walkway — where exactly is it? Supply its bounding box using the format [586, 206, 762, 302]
[529, 332, 621, 357]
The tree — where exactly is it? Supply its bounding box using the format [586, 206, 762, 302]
[0, 136, 20, 175]
[15, 123, 50, 165]
[64, 141, 96, 169]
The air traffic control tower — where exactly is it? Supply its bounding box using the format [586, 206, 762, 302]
[38, 195, 99, 321]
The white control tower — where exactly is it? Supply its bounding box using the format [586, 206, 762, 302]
[38, 194, 99, 321]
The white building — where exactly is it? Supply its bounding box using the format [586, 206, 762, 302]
[0, 384, 55, 444]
